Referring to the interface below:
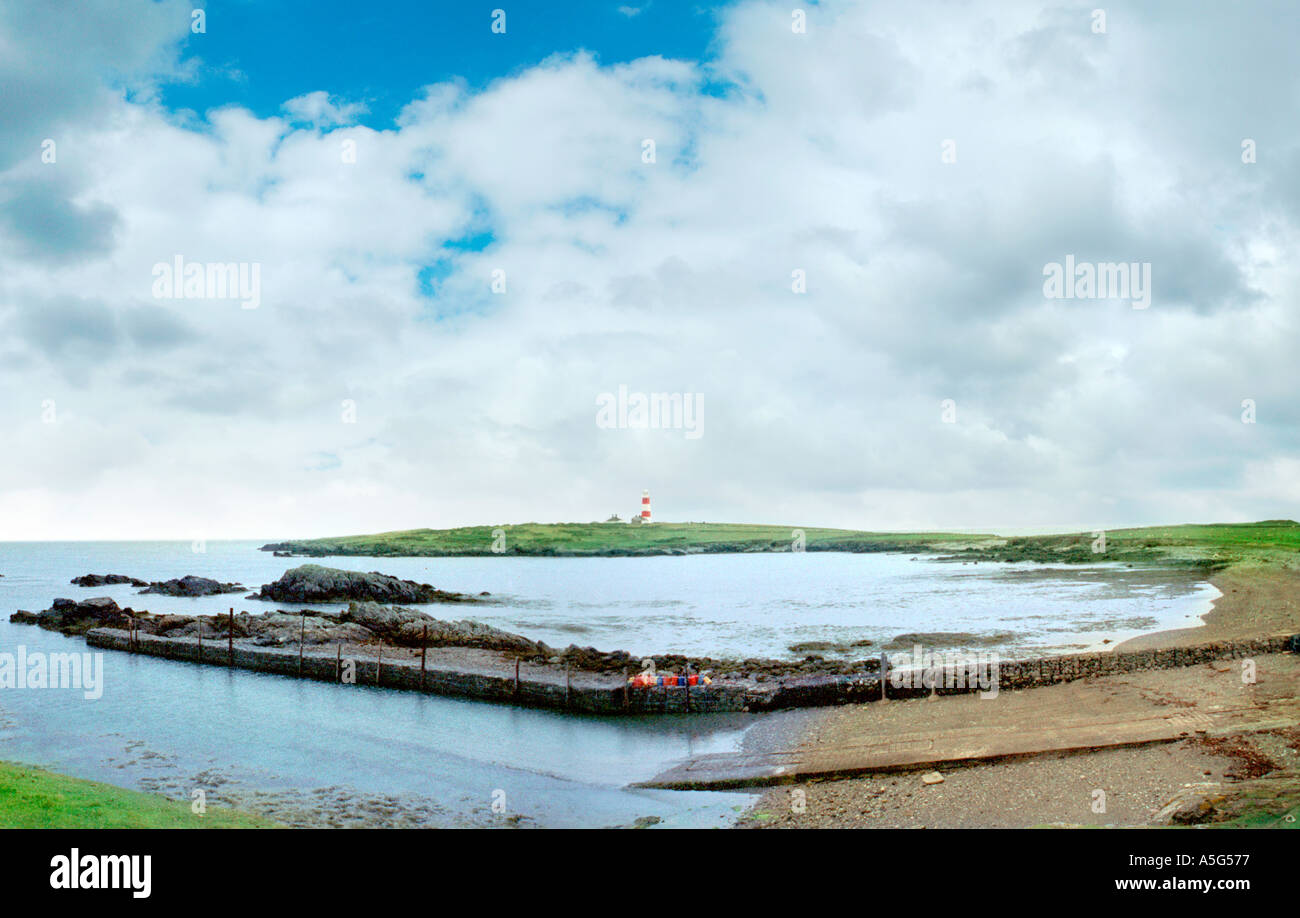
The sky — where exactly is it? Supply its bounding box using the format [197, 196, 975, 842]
[1, 0, 1299, 540]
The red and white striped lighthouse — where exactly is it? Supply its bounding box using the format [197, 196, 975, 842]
[641, 489, 651, 522]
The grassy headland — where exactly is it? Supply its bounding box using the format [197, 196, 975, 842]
[261, 519, 1300, 567]
[942, 519, 1300, 571]
[261, 521, 994, 558]
[0, 761, 275, 828]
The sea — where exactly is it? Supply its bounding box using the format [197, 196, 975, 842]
[0, 541, 1218, 827]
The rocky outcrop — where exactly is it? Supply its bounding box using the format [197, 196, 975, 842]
[206, 611, 373, 647]
[10, 597, 137, 634]
[67, 574, 242, 596]
[139, 575, 245, 597]
[340, 602, 547, 653]
[71, 574, 149, 588]
[253, 565, 479, 605]
[11, 596, 540, 655]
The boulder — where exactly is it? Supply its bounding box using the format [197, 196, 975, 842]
[254, 565, 479, 605]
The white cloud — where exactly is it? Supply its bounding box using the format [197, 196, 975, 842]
[1, 0, 1298, 539]
[281, 91, 369, 127]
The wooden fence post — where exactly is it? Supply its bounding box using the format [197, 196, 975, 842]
[336, 643, 341, 682]
[420, 624, 427, 691]
[376, 641, 382, 686]
[197, 620, 202, 662]
[880, 651, 888, 701]
[514, 658, 520, 697]
[298, 615, 305, 676]
[227, 609, 234, 667]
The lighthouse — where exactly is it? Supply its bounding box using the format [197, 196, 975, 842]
[641, 489, 651, 523]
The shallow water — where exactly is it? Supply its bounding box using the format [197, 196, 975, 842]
[0, 541, 1215, 827]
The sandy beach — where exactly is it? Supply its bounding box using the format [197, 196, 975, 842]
[1116, 564, 1300, 651]
[739, 564, 1300, 829]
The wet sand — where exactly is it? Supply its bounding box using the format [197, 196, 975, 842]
[1116, 564, 1300, 651]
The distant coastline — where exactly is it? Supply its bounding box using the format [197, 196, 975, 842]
[259, 521, 990, 559]
[258, 519, 1300, 567]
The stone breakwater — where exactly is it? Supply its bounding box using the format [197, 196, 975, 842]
[82, 627, 1299, 716]
[83, 628, 754, 714]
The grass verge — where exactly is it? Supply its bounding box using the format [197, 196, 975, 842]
[0, 761, 275, 828]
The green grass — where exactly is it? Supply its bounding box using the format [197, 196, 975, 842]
[1205, 773, 1300, 828]
[0, 761, 276, 828]
[953, 520, 1300, 569]
[261, 519, 1300, 564]
[262, 521, 995, 557]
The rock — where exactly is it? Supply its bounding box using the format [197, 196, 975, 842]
[339, 601, 431, 639]
[9, 597, 136, 634]
[340, 602, 549, 653]
[787, 638, 874, 656]
[554, 644, 635, 672]
[1152, 784, 1225, 825]
[254, 564, 479, 605]
[883, 631, 1017, 651]
[71, 574, 149, 588]
[921, 772, 945, 785]
[139, 575, 245, 597]
[242, 611, 372, 647]
[153, 614, 196, 635]
[788, 641, 836, 653]
[631, 815, 662, 829]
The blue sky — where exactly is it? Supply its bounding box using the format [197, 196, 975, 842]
[164, 1, 728, 127]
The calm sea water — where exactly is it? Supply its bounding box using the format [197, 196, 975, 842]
[0, 541, 1217, 827]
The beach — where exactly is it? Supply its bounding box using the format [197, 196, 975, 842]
[738, 565, 1300, 828]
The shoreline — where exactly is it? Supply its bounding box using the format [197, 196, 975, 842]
[1115, 563, 1300, 652]
[732, 561, 1300, 828]
[28, 561, 1289, 719]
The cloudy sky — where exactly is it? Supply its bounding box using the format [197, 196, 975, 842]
[1, 0, 1298, 540]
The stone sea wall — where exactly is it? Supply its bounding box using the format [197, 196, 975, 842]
[84, 628, 1298, 716]
[755, 634, 1300, 710]
[84, 628, 755, 714]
